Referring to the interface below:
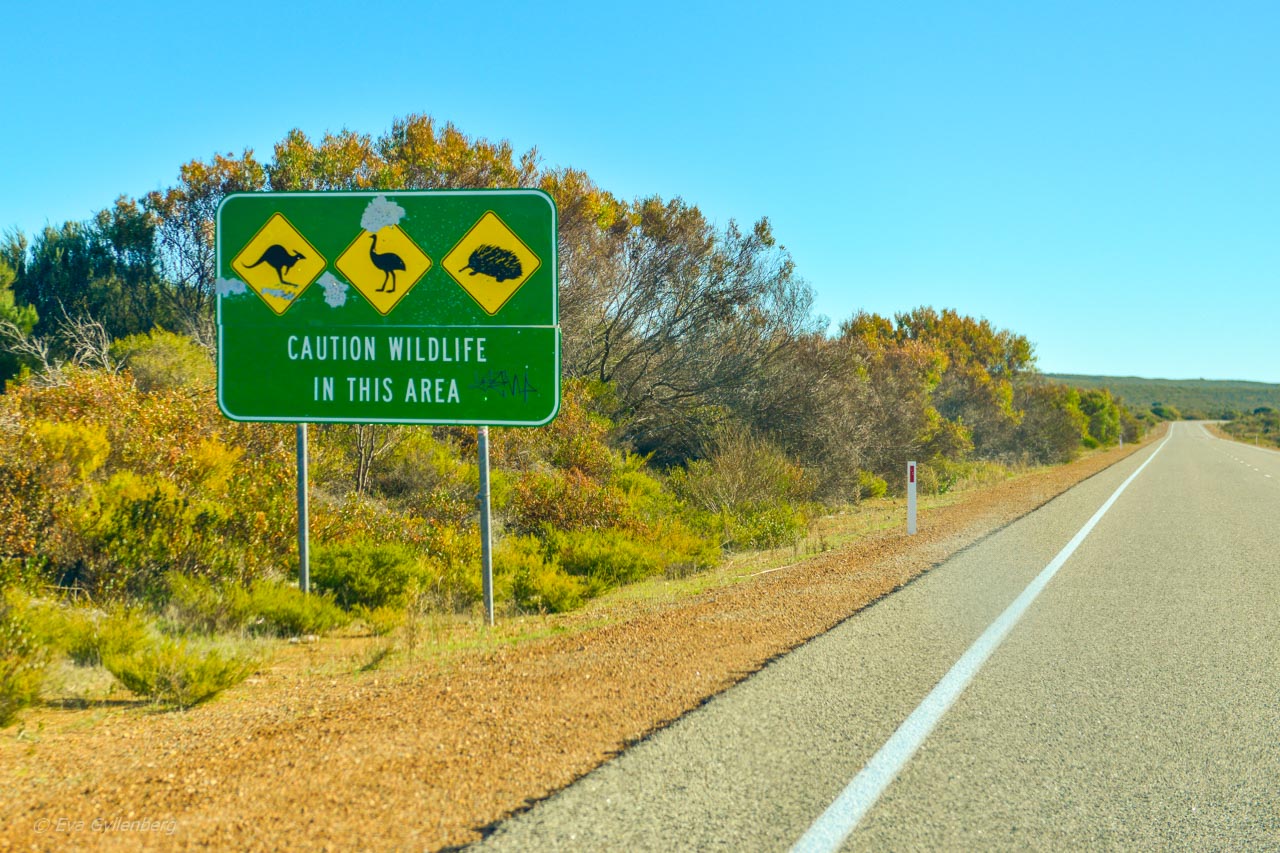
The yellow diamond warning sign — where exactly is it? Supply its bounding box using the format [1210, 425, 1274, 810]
[335, 226, 431, 315]
[443, 211, 541, 315]
[230, 213, 327, 315]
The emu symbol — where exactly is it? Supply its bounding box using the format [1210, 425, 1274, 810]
[369, 233, 407, 293]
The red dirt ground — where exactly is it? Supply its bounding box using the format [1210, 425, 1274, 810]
[0, 438, 1151, 851]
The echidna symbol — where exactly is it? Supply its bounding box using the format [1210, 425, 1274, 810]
[461, 245, 523, 282]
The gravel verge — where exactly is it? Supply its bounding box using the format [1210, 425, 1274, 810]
[0, 438, 1152, 852]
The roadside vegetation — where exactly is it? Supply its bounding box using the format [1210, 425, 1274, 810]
[1049, 374, 1280, 420]
[0, 115, 1158, 725]
[1218, 408, 1280, 449]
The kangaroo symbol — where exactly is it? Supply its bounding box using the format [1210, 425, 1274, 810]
[245, 244, 306, 285]
[369, 233, 407, 293]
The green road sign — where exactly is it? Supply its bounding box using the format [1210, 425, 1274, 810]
[215, 190, 559, 426]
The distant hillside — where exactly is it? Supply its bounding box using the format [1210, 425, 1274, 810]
[1047, 374, 1280, 417]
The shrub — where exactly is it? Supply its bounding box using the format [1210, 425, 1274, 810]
[648, 518, 721, 574]
[730, 503, 810, 550]
[549, 528, 667, 588]
[1013, 382, 1088, 465]
[420, 524, 483, 609]
[928, 459, 1011, 494]
[670, 425, 813, 514]
[165, 573, 347, 637]
[0, 558, 44, 594]
[165, 572, 248, 634]
[367, 430, 476, 512]
[354, 605, 404, 636]
[513, 561, 584, 614]
[29, 419, 110, 482]
[1079, 389, 1122, 447]
[0, 594, 47, 727]
[59, 471, 248, 601]
[915, 463, 941, 496]
[0, 370, 297, 599]
[103, 635, 261, 709]
[242, 581, 348, 637]
[489, 379, 619, 481]
[495, 536, 584, 614]
[311, 541, 434, 610]
[857, 470, 888, 500]
[110, 329, 213, 394]
[507, 468, 626, 535]
[59, 606, 150, 667]
[668, 425, 813, 551]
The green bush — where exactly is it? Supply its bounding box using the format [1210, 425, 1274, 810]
[857, 471, 888, 500]
[243, 582, 348, 637]
[669, 425, 813, 515]
[507, 468, 626, 535]
[29, 419, 111, 482]
[928, 459, 1011, 494]
[103, 635, 261, 709]
[165, 573, 347, 637]
[311, 541, 434, 610]
[62, 471, 238, 601]
[915, 463, 941, 496]
[354, 604, 405, 636]
[730, 503, 810, 550]
[0, 558, 45, 594]
[495, 536, 584, 614]
[513, 561, 584, 614]
[0, 595, 47, 727]
[0, 370, 298, 603]
[54, 605, 150, 667]
[668, 425, 813, 551]
[649, 518, 721, 574]
[368, 429, 476, 509]
[110, 329, 213, 394]
[165, 572, 248, 634]
[549, 528, 667, 588]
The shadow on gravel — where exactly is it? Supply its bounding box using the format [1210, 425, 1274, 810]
[41, 697, 150, 711]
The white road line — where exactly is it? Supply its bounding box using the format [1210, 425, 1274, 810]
[791, 428, 1173, 853]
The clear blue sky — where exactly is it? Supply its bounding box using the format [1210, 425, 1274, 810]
[3, 1, 1277, 381]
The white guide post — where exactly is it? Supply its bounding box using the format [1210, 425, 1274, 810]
[907, 461, 918, 535]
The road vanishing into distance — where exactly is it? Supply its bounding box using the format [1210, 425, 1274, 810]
[475, 423, 1280, 851]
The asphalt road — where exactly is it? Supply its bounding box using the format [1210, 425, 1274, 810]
[474, 423, 1280, 851]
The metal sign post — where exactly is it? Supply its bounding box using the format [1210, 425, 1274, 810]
[297, 424, 310, 592]
[907, 461, 918, 535]
[477, 426, 494, 627]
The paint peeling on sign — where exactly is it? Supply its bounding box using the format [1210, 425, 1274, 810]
[216, 277, 248, 297]
[360, 195, 406, 233]
[319, 271, 348, 308]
